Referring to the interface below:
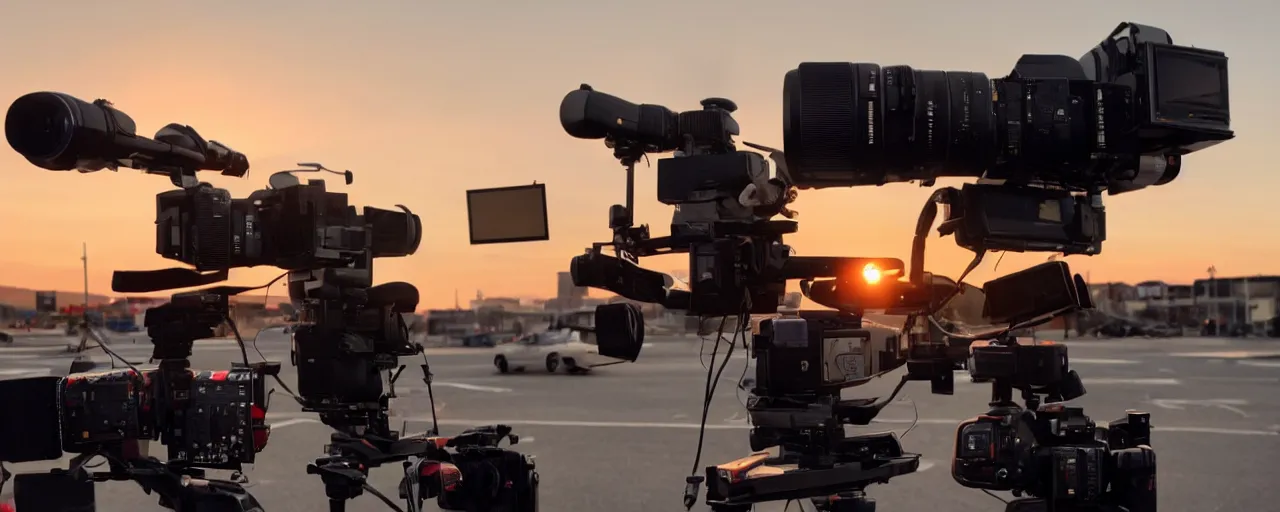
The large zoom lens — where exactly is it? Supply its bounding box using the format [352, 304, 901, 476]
[5, 92, 136, 171]
[783, 63, 996, 188]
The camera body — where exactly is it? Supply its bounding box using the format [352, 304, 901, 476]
[953, 342, 1157, 512]
[437, 439, 538, 512]
[155, 179, 421, 274]
[783, 23, 1230, 194]
[0, 291, 276, 471]
[694, 311, 923, 509]
[395, 426, 539, 512]
[753, 313, 902, 395]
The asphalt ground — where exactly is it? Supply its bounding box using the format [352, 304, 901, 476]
[2, 331, 1279, 511]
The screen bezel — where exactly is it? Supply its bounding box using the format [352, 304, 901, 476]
[1145, 43, 1230, 129]
[465, 183, 551, 245]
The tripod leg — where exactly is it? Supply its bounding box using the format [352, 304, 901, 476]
[329, 499, 345, 512]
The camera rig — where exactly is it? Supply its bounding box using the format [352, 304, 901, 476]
[949, 336, 1157, 512]
[3, 93, 538, 512]
[549, 20, 1228, 512]
[0, 287, 277, 512]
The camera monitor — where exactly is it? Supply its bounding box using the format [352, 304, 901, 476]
[466, 184, 550, 245]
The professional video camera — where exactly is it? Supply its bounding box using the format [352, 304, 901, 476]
[952, 336, 1157, 512]
[543, 21, 1227, 512]
[3, 92, 537, 512]
[0, 287, 277, 512]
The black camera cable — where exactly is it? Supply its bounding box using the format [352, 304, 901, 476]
[900, 187, 987, 337]
[684, 308, 748, 510]
[80, 324, 143, 374]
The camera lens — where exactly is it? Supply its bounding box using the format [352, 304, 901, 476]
[569, 253, 598, 288]
[783, 63, 996, 187]
[5, 93, 74, 160]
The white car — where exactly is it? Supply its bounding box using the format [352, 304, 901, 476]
[493, 329, 619, 374]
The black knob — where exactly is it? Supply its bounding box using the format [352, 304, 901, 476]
[701, 97, 737, 113]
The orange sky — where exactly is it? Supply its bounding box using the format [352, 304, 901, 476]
[1, 1, 1277, 310]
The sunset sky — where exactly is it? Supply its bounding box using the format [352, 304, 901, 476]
[1, 1, 1276, 310]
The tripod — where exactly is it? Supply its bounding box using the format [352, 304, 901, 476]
[288, 266, 444, 512]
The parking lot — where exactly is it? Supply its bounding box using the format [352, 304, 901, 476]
[2, 331, 1279, 511]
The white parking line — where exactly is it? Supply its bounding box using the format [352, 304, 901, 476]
[1170, 351, 1280, 359]
[269, 418, 320, 429]
[433, 382, 513, 393]
[0, 368, 52, 376]
[1070, 358, 1140, 365]
[0, 346, 71, 353]
[401, 417, 1277, 436]
[256, 411, 1278, 437]
[1083, 378, 1181, 385]
[1238, 360, 1280, 368]
[957, 377, 1181, 386]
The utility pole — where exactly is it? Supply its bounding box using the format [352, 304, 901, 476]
[82, 243, 89, 314]
[75, 243, 91, 353]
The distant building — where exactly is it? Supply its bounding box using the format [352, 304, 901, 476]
[425, 309, 478, 337]
[1192, 275, 1280, 330]
[1087, 282, 1137, 316]
[1124, 281, 1197, 326]
[543, 296, 606, 312]
[471, 296, 522, 310]
[557, 272, 586, 300]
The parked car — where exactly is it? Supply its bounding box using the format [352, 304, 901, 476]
[493, 329, 621, 374]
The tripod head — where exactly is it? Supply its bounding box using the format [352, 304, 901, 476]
[306, 428, 445, 511]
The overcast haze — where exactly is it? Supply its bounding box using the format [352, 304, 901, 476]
[1, 0, 1276, 309]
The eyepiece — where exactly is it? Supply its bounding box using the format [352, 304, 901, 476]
[559, 86, 680, 151]
[560, 88, 612, 140]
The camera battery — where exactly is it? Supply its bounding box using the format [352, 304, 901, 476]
[756, 318, 819, 394]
